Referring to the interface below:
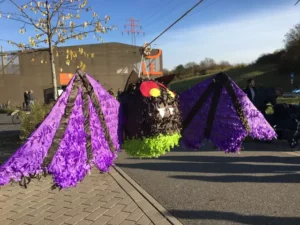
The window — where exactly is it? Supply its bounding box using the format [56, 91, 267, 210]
[0, 52, 20, 75]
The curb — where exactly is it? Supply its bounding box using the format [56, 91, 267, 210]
[110, 165, 183, 225]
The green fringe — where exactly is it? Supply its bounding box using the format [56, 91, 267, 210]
[123, 132, 181, 158]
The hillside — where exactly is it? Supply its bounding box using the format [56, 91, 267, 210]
[169, 64, 293, 94]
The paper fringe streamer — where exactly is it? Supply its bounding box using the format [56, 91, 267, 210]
[123, 132, 181, 158]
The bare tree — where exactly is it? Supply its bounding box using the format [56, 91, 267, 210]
[0, 0, 115, 100]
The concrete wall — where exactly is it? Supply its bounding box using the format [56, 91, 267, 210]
[0, 42, 163, 106]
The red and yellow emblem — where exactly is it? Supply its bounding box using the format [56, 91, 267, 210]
[140, 81, 175, 98]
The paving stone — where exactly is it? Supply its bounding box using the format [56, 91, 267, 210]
[1, 197, 21, 206]
[107, 211, 130, 225]
[64, 198, 87, 209]
[144, 209, 166, 223]
[85, 207, 109, 222]
[63, 193, 85, 203]
[104, 204, 126, 217]
[1, 219, 14, 225]
[8, 207, 34, 220]
[29, 199, 53, 209]
[82, 195, 103, 206]
[9, 215, 33, 225]
[34, 219, 52, 225]
[116, 192, 127, 199]
[125, 208, 144, 222]
[101, 192, 118, 202]
[90, 215, 112, 225]
[28, 204, 52, 215]
[51, 215, 72, 225]
[122, 202, 138, 213]
[137, 215, 152, 225]
[101, 197, 122, 209]
[118, 196, 132, 206]
[111, 187, 123, 194]
[46, 201, 70, 213]
[46, 207, 70, 221]
[84, 201, 106, 213]
[136, 200, 155, 212]
[76, 219, 93, 225]
[27, 205, 53, 217]
[0, 204, 20, 216]
[94, 185, 110, 192]
[64, 205, 86, 217]
[156, 219, 172, 225]
[25, 211, 52, 225]
[64, 211, 90, 225]
[120, 220, 136, 225]
[128, 191, 144, 202]
[116, 180, 135, 194]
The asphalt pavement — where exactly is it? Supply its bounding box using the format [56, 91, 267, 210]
[116, 142, 300, 225]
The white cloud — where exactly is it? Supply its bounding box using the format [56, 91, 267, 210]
[154, 5, 300, 70]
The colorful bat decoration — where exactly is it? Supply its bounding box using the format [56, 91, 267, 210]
[0, 69, 276, 189]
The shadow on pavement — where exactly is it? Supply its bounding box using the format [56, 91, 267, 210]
[172, 210, 300, 225]
[118, 154, 300, 183]
[154, 155, 300, 165]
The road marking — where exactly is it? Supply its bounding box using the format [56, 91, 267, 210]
[284, 151, 300, 156]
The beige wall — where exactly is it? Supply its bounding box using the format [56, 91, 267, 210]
[0, 42, 163, 106]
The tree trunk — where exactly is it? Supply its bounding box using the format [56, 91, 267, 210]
[49, 46, 58, 100]
[45, 0, 57, 100]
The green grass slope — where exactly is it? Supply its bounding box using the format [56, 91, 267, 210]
[169, 64, 294, 94]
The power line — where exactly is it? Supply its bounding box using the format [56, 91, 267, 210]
[138, 0, 175, 25]
[296, 0, 300, 5]
[187, 0, 221, 19]
[145, 0, 205, 48]
[141, 0, 176, 27]
[142, 0, 190, 30]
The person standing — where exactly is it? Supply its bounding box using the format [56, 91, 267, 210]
[243, 78, 257, 103]
[24, 91, 30, 111]
[29, 90, 34, 105]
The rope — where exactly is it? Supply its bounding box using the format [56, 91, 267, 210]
[138, 55, 144, 78]
[138, 55, 150, 79]
[144, 0, 205, 49]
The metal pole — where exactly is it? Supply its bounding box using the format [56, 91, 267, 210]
[1, 45, 4, 75]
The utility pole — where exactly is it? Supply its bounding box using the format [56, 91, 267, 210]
[122, 18, 145, 46]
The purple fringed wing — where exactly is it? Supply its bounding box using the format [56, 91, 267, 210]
[48, 88, 90, 188]
[179, 77, 214, 149]
[87, 74, 124, 150]
[179, 74, 277, 153]
[230, 80, 277, 141]
[0, 77, 75, 185]
[86, 74, 124, 171]
[0, 72, 125, 189]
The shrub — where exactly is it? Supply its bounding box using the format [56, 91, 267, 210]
[19, 102, 53, 140]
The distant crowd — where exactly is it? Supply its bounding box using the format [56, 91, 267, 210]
[243, 78, 283, 116]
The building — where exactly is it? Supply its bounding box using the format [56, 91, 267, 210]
[0, 42, 163, 106]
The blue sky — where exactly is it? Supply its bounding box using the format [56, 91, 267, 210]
[0, 0, 299, 70]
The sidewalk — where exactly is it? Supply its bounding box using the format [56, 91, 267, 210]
[0, 166, 183, 225]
